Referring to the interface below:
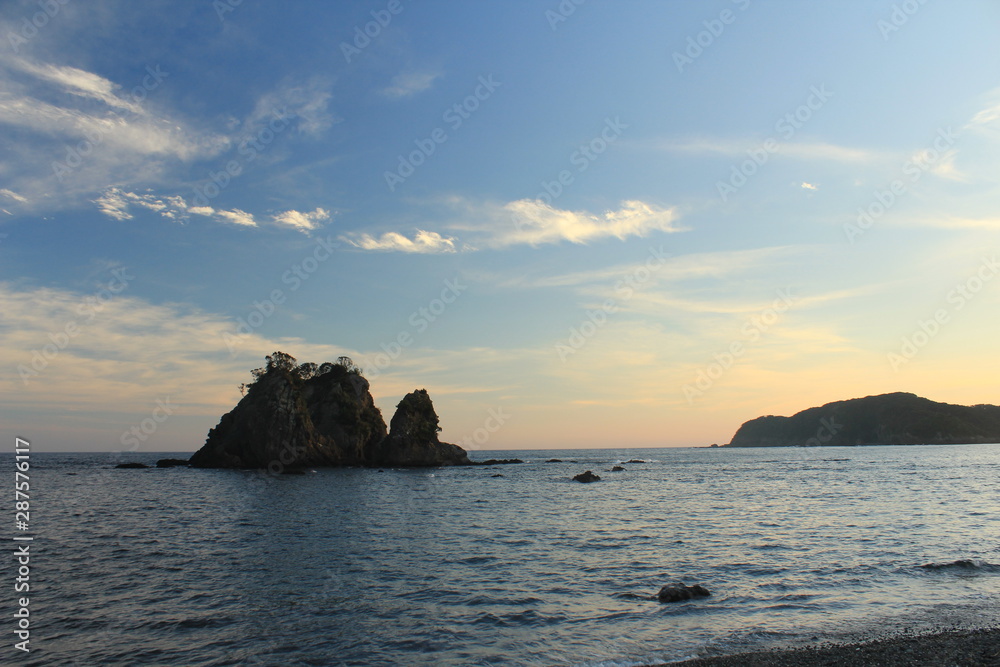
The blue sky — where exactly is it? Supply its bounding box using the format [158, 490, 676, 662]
[2, 0, 999, 453]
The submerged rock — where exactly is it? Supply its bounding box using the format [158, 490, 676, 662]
[611, 465, 625, 472]
[477, 458, 524, 465]
[656, 582, 711, 602]
[545, 458, 563, 463]
[114, 462, 149, 469]
[573, 470, 601, 483]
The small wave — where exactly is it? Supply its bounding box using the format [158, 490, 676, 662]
[919, 559, 1000, 572]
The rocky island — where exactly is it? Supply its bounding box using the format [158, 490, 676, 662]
[189, 352, 470, 469]
[727, 392, 1000, 447]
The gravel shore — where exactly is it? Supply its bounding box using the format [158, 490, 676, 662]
[663, 627, 1000, 666]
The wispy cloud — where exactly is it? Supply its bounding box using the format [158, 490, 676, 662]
[245, 77, 336, 136]
[466, 199, 683, 248]
[801, 182, 818, 191]
[381, 70, 442, 98]
[273, 207, 330, 233]
[0, 188, 28, 203]
[92, 188, 257, 227]
[656, 138, 882, 163]
[214, 209, 258, 227]
[342, 229, 457, 254]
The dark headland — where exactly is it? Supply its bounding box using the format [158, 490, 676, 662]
[189, 352, 470, 469]
[726, 392, 1000, 447]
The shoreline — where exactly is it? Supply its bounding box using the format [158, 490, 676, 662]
[659, 627, 1000, 666]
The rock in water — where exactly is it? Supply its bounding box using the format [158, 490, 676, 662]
[656, 582, 711, 602]
[114, 462, 149, 469]
[611, 465, 625, 472]
[573, 470, 601, 483]
[189, 355, 470, 469]
[190, 363, 386, 469]
[477, 458, 524, 465]
[367, 389, 470, 467]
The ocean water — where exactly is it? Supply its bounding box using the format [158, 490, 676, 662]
[8, 444, 1000, 666]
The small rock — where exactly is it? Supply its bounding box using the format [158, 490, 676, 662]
[545, 458, 563, 463]
[573, 470, 601, 483]
[478, 458, 524, 465]
[625, 459, 645, 464]
[114, 462, 149, 469]
[656, 582, 711, 603]
[491, 473, 504, 478]
[611, 465, 625, 472]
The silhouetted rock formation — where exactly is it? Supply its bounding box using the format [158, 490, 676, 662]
[366, 389, 470, 467]
[573, 470, 601, 483]
[114, 462, 149, 469]
[728, 392, 1000, 447]
[189, 354, 469, 469]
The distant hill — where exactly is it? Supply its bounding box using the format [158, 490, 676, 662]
[727, 392, 1000, 447]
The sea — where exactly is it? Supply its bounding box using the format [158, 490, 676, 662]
[7, 444, 1000, 666]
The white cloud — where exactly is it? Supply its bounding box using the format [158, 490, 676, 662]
[801, 182, 818, 191]
[381, 70, 442, 98]
[7, 59, 144, 115]
[342, 229, 457, 254]
[489, 199, 682, 248]
[214, 209, 257, 227]
[273, 207, 330, 233]
[92, 188, 256, 227]
[340, 199, 682, 253]
[0, 188, 28, 203]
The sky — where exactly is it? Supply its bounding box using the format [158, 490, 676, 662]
[2, 0, 999, 454]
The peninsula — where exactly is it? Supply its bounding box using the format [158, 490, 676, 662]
[727, 392, 1000, 447]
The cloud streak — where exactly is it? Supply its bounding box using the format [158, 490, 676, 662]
[341, 199, 683, 253]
